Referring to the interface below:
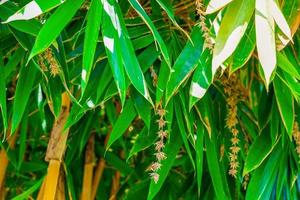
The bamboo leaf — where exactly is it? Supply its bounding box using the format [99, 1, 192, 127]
[106, 99, 137, 149]
[212, 0, 254, 76]
[11, 61, 39, 133]
[3, 0, 65, 23]
[109, 0, 152, 103]
[255, 0, 276, 86]
[0, 53, 8, 135]
[206, 0, 233, 14]
[81, 0, 103, 95]
[129, 0, 171, 67]
[243, 129, 280, 176]
[273, 75, 294, 137]
[166, 26, 204, 103]
[28, 0, 84, 60]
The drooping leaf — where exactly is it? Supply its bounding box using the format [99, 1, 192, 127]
[29, 0, 84, 60]
[81, 0, 103, 95]
[106, 99, 137, 149]
[166, 26, 204, 103]
[206, 0, 233, 14]
[243, 129, 280, 176]
[0, 53, 8, 135]
[273, 75, 294, 137]
[101, 4, 126, 106]
[212, 0, 254, 76]
[109, 0, 152, 103]
[3, 0, 65, 23]
[11, 61, 40, 133]
[255, 0, 276, 85]
[129, 0, 171, 67]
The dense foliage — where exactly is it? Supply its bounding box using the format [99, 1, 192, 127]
[0, 0, 300, 199]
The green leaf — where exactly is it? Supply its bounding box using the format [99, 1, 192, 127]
[166, 26, 204, 103]
[3, 0, 65, 23]
[246, 143, 282, 200]
[255, 0, 276, 86]
[11, 61, 39, 133]
[243, 129, 280, 176]
[132, 89, 151, 129]
[206, 0, 233, 14]
[273, 75, 294, 137]
[111, 0, 152, 103]
[277, 52, 300, 80]
[175, 97, 195, 169]
[101, 6, 126, 106]
[129, 0, 171, 67]
[189, 50, 212, 108]
[12, 177, 44, 200]
[212, 0, 254, 76]
[128, 126, 156, 160]
[147, 124, 183, 200]
[81, 0, 103, 95]
[230, 22, 255, 72]
[28, 0, 84, 60]
[0, 52, 8, 135]
[195, 120, 204, 197]
[106, 99, 137, 149]
[270, 0, 292, 41]
[155, 0, 190, 39]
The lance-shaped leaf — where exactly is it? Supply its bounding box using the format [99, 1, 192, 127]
[0, 54, 7, 135]
[81, 0, 103, 96]
[189, 49, 212, 109]
[11, 61, 40, 133]
[129, 0, 171, 67]
[206, 0, 233, 14]
[155, 0, 190, 39]
[243, 129, 280, 176]
[166, 26, 204, 104]
[101, 4, 126, 106]
[3, 0, 65, 23]
[273, 75, 294, 137]
[28, 0, 84, 60]
[106, 99, 137, 149]
[255, 0, 276, 86]
[270, 0, 292, 41]
[104, 0, 152, 103]
[212, 0, 254, 77]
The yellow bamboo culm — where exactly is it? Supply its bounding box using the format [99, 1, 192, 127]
[39, 92, 70, 200]
[43, 160, 61, 200]
[0, 124, 18, 193]
[91, 133, 110, 199]
[91, 159, 106, 199]
[81, 134, 95, 200]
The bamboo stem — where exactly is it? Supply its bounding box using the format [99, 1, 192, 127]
[0, 124, 18, 190]
[40, 92, 70, 200]
[109, 150, 124, 200]
[80, 134, 95, 200]
[91, 132, 110, 200]
[43, 160, 61, 200]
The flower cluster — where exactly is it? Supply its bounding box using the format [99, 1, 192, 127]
[293, 122, 300, 160]
[38, 48, 60, 77]
[148, 103, 168, 183]
[222, 73, 242, 178]
[195, 0, 213, 51]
